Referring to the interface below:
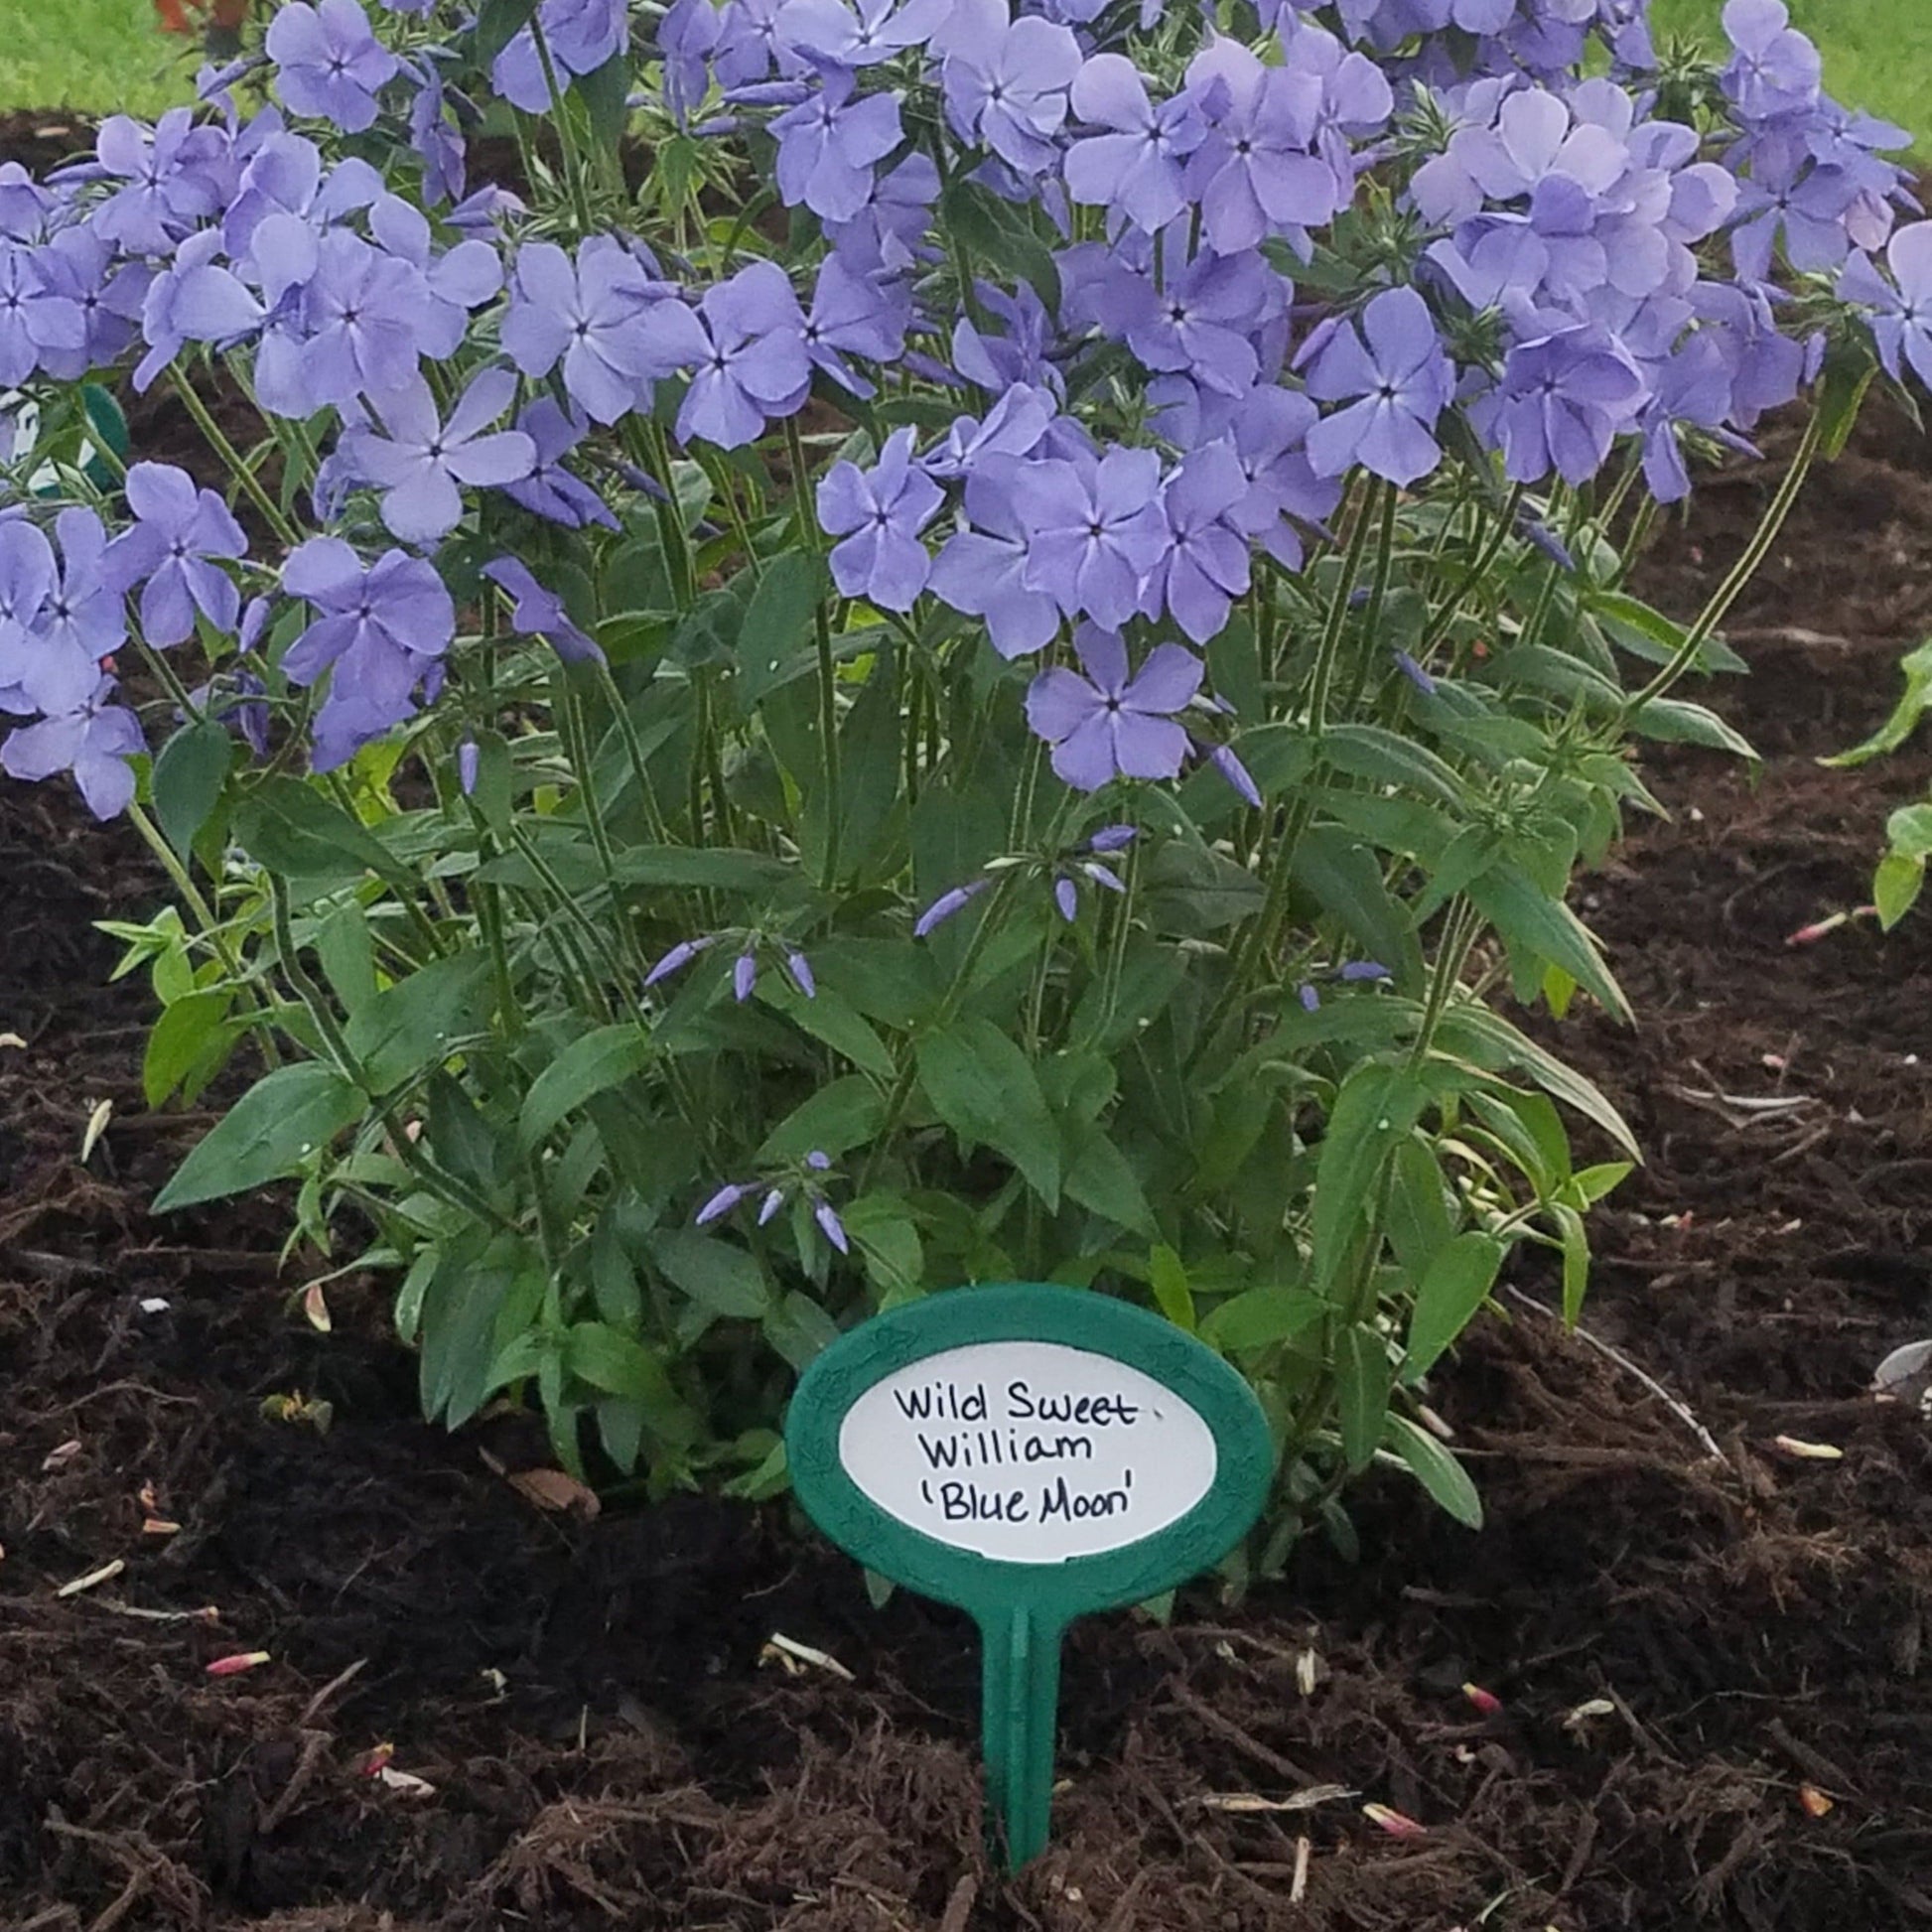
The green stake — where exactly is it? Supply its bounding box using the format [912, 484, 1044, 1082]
[787, 1284, 1273, 1869]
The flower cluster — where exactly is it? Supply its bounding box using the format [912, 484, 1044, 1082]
[0, 0, 1921, 825]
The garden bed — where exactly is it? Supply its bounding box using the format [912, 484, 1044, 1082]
[0, 400, 1928, 1931]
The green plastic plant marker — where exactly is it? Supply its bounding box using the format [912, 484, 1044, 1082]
[786, 1283, 1273, 1868]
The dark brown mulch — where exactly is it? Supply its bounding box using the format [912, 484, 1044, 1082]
[6, 235, 1932, 1932]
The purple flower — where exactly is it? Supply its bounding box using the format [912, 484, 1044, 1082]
[1010, 449, 1168, 629]
[923, 381, 1055, 481]
[817, 427, 943, 612]
[1302, 287, 1454, 487]
[347, 369, 536, 545]
[101, 462, 247, 648]
[91, 111, 227, 256]
[942, 14, 1080, 177]
[1123, 244, 1276, 399]
[779, 0, 946, 68]
[734, 950, 759, 1002]
[30, 226, 149, 381]
[1063, 54, 1205, 235]
[1393, 649, 1438, 695]
[928, 461, 1063, 658]
[1088, 823, 1137, 852]
[493, 0, 629, 110]
[1207, 741, 1261, 807]
[913, 876, 991, 936]
[503, 237, 708, 426]
[1843, 221, 1932, 390]
[1478, 330, 1641, 486]
[770, 69, 902, 221]
[267, 0, 400, 133]
[457, 736, 480, 795]
[279, 538, 456, 770]
[813, 1199, 851, 1254]
[0, 244, 75, 386]
[1, 677, 145, 821]
[1147, 442, 1250, 644]
[407, 61, 466, 205]
[677, 260, 811, 450]
[17, 510, 124, 717]
[645, 933, 717, 986]
[1722, 0, 1821, 124]
[786, 950, 817, 997]
[697, 1180, 752, 1224]
[802, 252, 907, 397]
[1338, 959, 1391, 982]
[0, 520, 72, 716]
[1183, 42, 1342, 255]
[483, 556, 602, 664]
[287, 230, 429, 413]
[502, 399, 619, 530]
[1025, 625, 1203, 791]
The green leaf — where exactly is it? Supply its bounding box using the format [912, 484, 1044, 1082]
[1384, 1140, 1453, 1283]
[345, 952, 491, 1094]
[475, 0, 540, 61]
[1142, 839, 1266, 934]
[1553, 1201, 1590, 1324]
[1201, 1283, 1322, 1352]
[1468, 867, 1631, 1024]
[1148, 1244, 1194, 1331]
[155, 1062, 367, 1211]
[1630, 698, 1758, 760]
[1320, 723, 1465, 808]
[843, 1193, 924, 1299]
[613, 845, 793, 892]
[142, 989, 239, 1110]
[738, 550, 824, 705]
[1064, 1124, 1156, 1237]
[572, 48, 630, 152]
[150, 719, 230, 860]
[1404, 1233, 1504, 1382]
[649, 1228, 770, 1317]
[1386, 1414, 1482, 1528]
[762, 1291, 841, 1370]
[1886, 801, 1932, 861]
[1337, 1325, 1392, 1472]
[1311, 1061, 1429, 1298]
[1293, 826, 1425, 990]
[1435, 1006, 1640, 1164]
[917, 1017, 1062, 1208]
[565, 1323, 699, 1444]
[518, 1023, 653, 1153]
[759, 1074, 886, 1164]
[1875, 851, 1925, 929]
[763, 980, 896, 1080]
[1585, 590, 1744, 675]
[315, 900, 378, 1016]
[234, 776, 415, 898]
[1825, 640, 1932, 768]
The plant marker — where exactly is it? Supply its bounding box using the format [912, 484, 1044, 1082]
[786, 1284, 1271, 1868]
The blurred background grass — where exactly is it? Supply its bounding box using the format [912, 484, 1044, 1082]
[1651, 0, 1932, 153]
[0, 0, 199, 120]
[0, 0, 1924, 149]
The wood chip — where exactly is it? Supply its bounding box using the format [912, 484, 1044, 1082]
[79, 1098, 113, 1164]
[1362, 1802, 1426, 1839]
[1773, 1436, 1844, 1461]
[760, 1632, 855, 1681]
[206, 1651, 271, 1677]
[1291, 1835, 1310, 1904]
[504, 1467, 601, 1517]
[377, 1765, 436, 1798]
[56, 1558, 125, 1598]
[1798, 1784, 1834, 1818]
[1197, 1785, 1354, 1813]
[41, 1439, 81, 1471]
[301, 1283, 332, 1332]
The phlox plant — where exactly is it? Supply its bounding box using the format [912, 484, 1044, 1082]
[0, 0, 1922, 1565]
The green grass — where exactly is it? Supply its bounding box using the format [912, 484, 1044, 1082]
[0, 1, 1921, 152]
[0, 0, 198, 119]
[1650, 0, 1932, 150]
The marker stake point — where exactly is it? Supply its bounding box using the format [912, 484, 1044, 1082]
[786, 1283, 1273, 1868]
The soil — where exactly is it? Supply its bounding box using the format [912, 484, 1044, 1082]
[5, 118, 1932, 1932]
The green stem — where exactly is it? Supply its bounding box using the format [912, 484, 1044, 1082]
[1415, 483, 1526, 659]
[170, 370, 300, 549]
[268, 879, 512, 1232]
[529, 16, 597, 236]
[1621, 412, 1822, 723]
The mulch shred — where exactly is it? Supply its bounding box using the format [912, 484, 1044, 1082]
[4, 159, 1932, 1925]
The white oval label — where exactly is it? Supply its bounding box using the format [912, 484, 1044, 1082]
[836, 1339, 1218, 1565]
